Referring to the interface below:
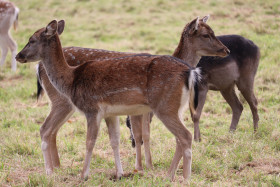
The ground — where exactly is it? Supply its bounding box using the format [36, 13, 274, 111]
[0, 0, 279, 186]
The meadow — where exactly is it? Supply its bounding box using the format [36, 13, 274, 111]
[0, 0, 279, 186]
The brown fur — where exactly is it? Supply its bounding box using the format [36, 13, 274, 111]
[31, 16, 229, 179]
[16, 20, 205, 181]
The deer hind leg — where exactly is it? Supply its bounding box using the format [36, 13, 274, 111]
[155, 112, 192, 181]
[167, 138, 183, 179]
[40, 103, 75, 174]
[191, 87, 208, 142]
[105, 116, 124, 179]
[220, 85, 243, 131]
[7, 34, 17, 71]
[130, 115, 144, 171]
[237, 82, 259, 131]
[0, 45, 8, 67]
[81, 112, 102, 180]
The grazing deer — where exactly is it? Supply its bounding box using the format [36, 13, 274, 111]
[32, 16, 229, 178]
[127, 35, 260, 171]
[0, 0, 19, 71]
[16, 19, 213, 181]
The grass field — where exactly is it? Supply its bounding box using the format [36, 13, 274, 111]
[0, 0, 280, 186]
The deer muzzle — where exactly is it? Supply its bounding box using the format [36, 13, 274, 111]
[15, 52, 27, 63]
[217, 48, 230, 57]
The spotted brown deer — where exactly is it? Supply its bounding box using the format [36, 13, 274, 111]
[16, 19, 227, 181]
[0, 0, 19, 71]
[29, 16, 228, 180]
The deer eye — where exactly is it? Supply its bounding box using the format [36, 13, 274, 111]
[29, 40, 35, 44]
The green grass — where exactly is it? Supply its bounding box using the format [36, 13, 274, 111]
[0, 0, 280, 186]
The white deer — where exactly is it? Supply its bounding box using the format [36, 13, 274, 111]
[0, 0, 19, 71]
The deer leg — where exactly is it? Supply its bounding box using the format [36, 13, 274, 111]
[7, 34, 17, 71]
[49, 104, 74, 168]
[104, 116, 124, 179]
[142, 113, 153, 169]
[0, 45, 8, 67]
[81, 113, 101, 180]
[220, 86, 243, 131]
[167, 138, 182, 179]
[40, 103, 74, 174]
[191, 87, 208, 142]
[237, 83, 259, 131]
[155, 113, 192, 181]
[130, 115, 143, 171]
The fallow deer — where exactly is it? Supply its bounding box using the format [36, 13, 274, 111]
[16, 19, 214, 181]
[32, 16, 229, 179]
[0, 0, 19, 71]
[127, 35, 260, 172]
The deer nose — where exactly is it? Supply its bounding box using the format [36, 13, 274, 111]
[15, 52, 25, 62]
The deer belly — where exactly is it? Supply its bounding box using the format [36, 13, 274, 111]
[99, 103, 152, 117]
[208, 62, 239, 90]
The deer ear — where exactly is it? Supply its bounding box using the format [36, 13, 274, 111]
[202, 15, 210, 23]
[45, 20, 58, 38]
[57, 20, 65, 35]
[187, 17, 200, 35]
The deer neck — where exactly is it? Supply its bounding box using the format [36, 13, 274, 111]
[173, 37, 201, 68]
[41, 34, 74, 96]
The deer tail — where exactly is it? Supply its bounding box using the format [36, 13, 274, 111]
[36, 63, 44, 101]
[188, 68, 200, 115]
[13, 7, 19, 31]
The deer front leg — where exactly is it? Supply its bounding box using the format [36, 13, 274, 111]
[142, 112, 153, 169]
[7, 35, 17, 71]
[130, 115, 143, 171]
[192, 87, 208, 142]
[81, 113, 101, 180]
[105, 116, 124, 179]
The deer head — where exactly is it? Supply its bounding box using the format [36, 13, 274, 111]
[173, 15, 230, 67]
[16, 20, 65, 63]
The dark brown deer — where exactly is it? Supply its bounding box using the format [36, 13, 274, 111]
[0, 0, 19, 71]
[191, 34, 260, 141]
[127, 35, 260, 172]
[16, 19, 227, 181]
[32, 16, 229, 178]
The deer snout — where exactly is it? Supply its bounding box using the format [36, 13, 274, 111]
[217, 48, 230, 57]
[15, 52, 27, 63]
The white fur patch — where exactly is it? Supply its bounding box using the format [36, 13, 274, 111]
[99, 103, 152, 117]
[184, 148, 192, 159]
[41, 141, 48, 151]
